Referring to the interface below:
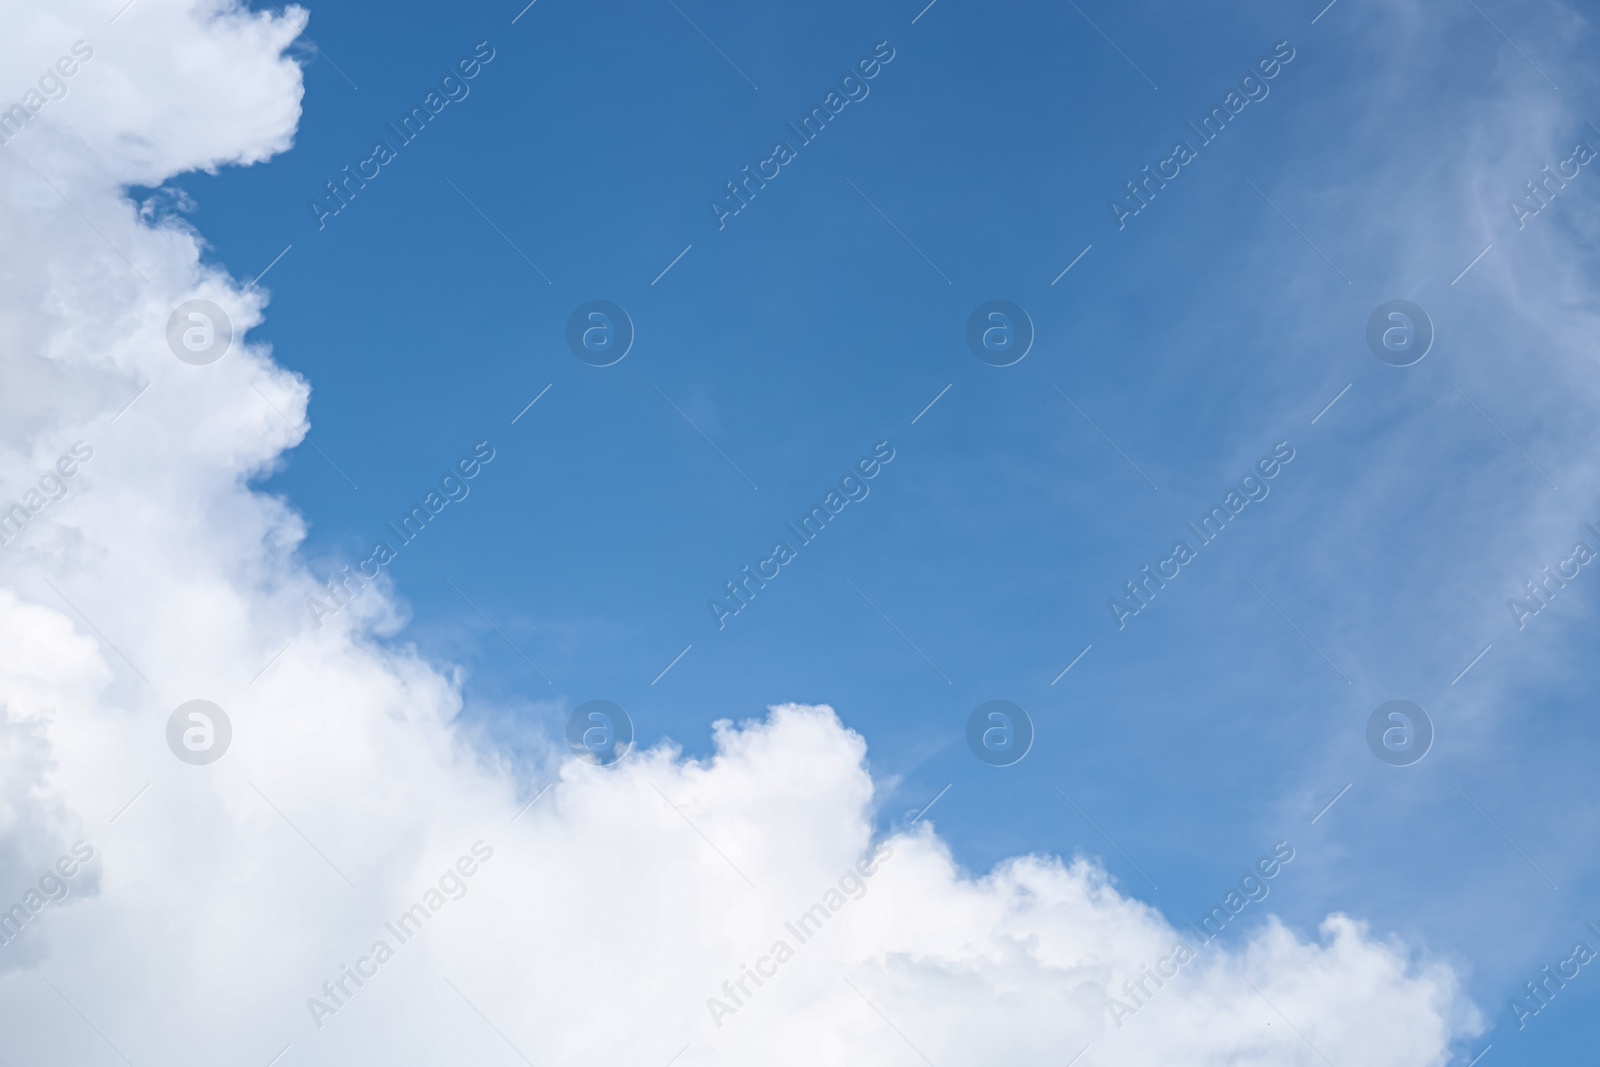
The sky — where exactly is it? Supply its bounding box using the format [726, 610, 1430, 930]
[1, 0, 1599, 1063]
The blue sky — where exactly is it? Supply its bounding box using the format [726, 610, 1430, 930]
[161, 0, 1600, 1059]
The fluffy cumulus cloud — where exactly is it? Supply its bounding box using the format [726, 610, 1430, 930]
[0, 1, 1480, 1063]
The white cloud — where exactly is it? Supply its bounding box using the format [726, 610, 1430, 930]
[0, 1, 1482, 1064]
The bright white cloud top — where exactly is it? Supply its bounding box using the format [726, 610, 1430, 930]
[0, 1, 1486, 1064]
